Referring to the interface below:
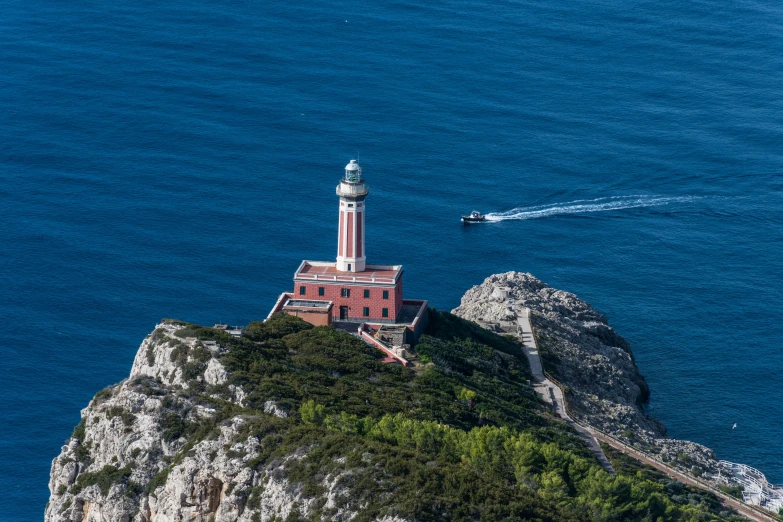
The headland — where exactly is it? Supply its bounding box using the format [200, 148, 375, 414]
[44, 160, 780, 521]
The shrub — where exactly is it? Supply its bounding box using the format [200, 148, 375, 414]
[719, 484, 743, 499]
[125, 481, 143, 498]
[71, 419, 86, 442]
[146, 467, 170, 494]
[73, 444, 90, 463]
[106, 407, 136, 426]
[299, 400, 326, 425]
[242, 314, 312, 343]
[93, 388, 113, 404]
[162, 413, 188, 443]
[170, 345, 189, 365]
[192, 345, 212, 363]
[182, 361, 206, 381]
[73, 464, 132, 495]
[246, 486, 264, 510]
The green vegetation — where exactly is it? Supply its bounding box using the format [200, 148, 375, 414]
[210, 313, 740, 520]
[68, 312, 741, 520]
[602, 444, 745, 521]
[73, 464, 133, 495]
[71, 419, 86, 442]
[93, 388, 113, 403]
[146, 467, 170, 495]
[216, 312, 553, 438]
[719, 484, 744, 500]
[106, 406, 136, 427]
[70, 418, 91, 462]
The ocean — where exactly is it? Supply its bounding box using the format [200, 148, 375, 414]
[2, 0, 782, 519]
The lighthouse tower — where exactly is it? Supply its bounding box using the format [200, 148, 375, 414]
[270, 157, 430, 346]
[336, 159, 368, 272]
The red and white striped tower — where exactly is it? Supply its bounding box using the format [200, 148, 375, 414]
[336, 159, 368, 272]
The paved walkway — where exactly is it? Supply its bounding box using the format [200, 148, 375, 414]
[512, 308, 615, 474]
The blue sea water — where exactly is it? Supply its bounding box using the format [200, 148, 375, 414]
[2, 0, 782, 519]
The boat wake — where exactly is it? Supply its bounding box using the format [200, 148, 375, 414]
[484, 195, 700, 222]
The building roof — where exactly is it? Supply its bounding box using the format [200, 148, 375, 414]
[284, 299, 332, 309]
[294, 261, 402, 285]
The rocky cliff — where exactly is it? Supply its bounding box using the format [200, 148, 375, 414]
[45, 322, 320, 522]
[46, 279, 741, 522]
[452, 272, 721, 480]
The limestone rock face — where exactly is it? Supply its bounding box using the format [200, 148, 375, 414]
[453, 272, 720, 479]
[45, 321, 392, 522]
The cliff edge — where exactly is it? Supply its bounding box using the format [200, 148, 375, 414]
[46, 280, 743, 522]
[452, 272, 721, 480]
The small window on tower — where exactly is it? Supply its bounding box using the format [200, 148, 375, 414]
[299, 286, 306, 296]
[363, 307, 370, 317]
[382, 308, 389, 318]
[364, 289, 370, 298]
[348, 204, 354, 208]
[382, 290, 389, 300]
[341, 288, 350, 298]
[318, 287, 325, 296]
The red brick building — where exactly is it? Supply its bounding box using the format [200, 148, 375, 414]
[293, 261, 403, 322]
[269, 160, 427, 346]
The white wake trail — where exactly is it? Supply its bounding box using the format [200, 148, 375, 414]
[484, 195, 699, 222]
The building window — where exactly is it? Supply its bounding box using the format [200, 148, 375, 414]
[383, 290, 389, 300]
[341, 288, 350, 298]
[382, 308, 389, 318]
[318, 287, 325, 296]
[299, 286, 306, 296]
[364, 289, 370, 298]
[363, 307, 370, 317]
[348, 203, 354, 207]
[348, 263, 351, 271]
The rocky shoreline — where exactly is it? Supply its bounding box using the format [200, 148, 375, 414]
[452, 272, 723, 482]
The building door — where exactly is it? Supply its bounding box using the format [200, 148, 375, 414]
[339, 306, 349, 320]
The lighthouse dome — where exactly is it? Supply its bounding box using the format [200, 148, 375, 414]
[344, 159, 362, 182]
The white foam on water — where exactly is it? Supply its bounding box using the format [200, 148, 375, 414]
[484, 195, 700, 222]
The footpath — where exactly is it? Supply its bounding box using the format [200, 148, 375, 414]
[506, 307, 776, 522]
[513, 308, 615, 474]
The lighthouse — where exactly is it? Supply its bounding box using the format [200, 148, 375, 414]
[269, 158, 429, 350]
[336, 159, 368, 272]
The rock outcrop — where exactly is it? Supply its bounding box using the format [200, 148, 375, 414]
[46, 273, 732, 521]
[452, 272, 722, 480]
[45, 322, 395, 522]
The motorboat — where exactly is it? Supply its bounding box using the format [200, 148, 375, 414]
[461, 211, 486, 224]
